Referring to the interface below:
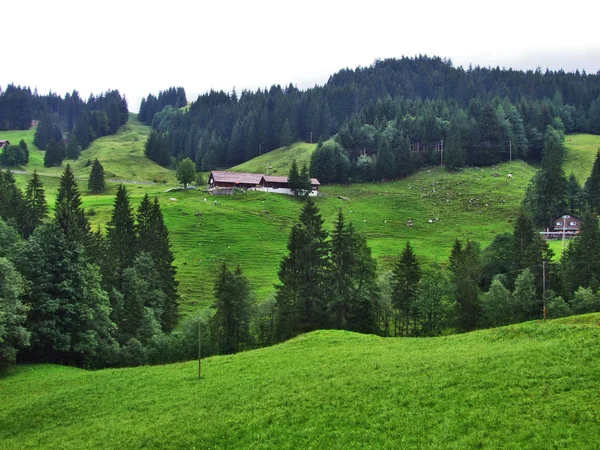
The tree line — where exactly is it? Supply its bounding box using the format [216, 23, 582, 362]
[0, 84, 128, 168]
[0, 167, 180, 369]
[139, 56, 600, 174]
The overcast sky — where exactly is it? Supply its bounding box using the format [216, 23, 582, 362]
[2, 0, 599, 111]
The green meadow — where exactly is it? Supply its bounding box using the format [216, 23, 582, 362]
[5, 121, 599, 314]
[563, 133, 600, 184]
[231, 141, 316, 175]
[1, 314, 599, 449]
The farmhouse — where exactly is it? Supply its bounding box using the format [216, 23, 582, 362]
[540, 214, 581, 240]
[208, 171, 262, 189]
[208, 170, 320, 196]
[0, 140, 10, 149]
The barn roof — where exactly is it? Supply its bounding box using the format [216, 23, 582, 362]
[210, 171, 262, 184]
[0, 140, 9, 146]
[262, 175, 320, 186]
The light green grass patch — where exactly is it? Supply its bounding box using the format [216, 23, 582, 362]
[563, 133, 600, 184]
[231, 141, 316, 175]
[1, 314, 599, 449]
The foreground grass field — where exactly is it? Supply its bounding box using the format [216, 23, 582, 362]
[1, 314, 599, 449]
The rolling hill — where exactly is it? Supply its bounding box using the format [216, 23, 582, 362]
[231, 141, 317, 175]
[1, 314, 599, 449]
[6, 126, 600, 314]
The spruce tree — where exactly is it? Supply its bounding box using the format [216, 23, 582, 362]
[567, 173, 584, 215]
[210, 263, 253, 354]
[105, 185, 137, 292]
[391, 241, 421, 335]
[18, 139, 29, 165]
[451, 240, 482, 332]
[584, 149, 600, 213]
[136, 196, 179, 331]
[0, 170, 25, 233]
[55, 165, 90, 244]
[287, 159, 301, 194]
[299, 162, 312, 194]
[23, 170, 47, 238]
[11, 223, 116, 366]
[0, 257, 30, 368]
[43, 139, 65, 168]
[88, 159, 106, 193]
[275, 198, 330, 340]
[280, 119, 293, 148]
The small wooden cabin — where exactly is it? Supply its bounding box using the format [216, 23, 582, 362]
[208, 171, 262, 189]
[541, 214, 581, 240]
[260, 175, 320, 192]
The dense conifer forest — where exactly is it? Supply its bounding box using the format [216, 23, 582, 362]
[139, 56, 600, 180]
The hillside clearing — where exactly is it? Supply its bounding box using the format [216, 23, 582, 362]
[231, 141, 316, 175]
[1, 314, 599, 449]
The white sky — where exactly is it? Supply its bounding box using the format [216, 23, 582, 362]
[2, 0, 599, 111]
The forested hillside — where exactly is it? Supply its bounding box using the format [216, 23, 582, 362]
[139, 56, 600, 179]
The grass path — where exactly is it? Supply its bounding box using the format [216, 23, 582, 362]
[1, 314, 599, 449]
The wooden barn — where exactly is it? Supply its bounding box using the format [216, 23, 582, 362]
[0, 140, 10, 149]
[541, 214, 582, 240]
[208, 171, 262, 189]
[260, 175, 321, 192]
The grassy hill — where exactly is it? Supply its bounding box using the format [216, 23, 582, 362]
[7, 133, 600, 314]
[2, 314, 599, 449]
[231, 141, 317, 175]
[1, 115, 173, 182]
[563, 133, 600, 183]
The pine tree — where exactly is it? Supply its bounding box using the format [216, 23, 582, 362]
[210, 263, 253, 354]
[299, 162, 312, 194]
[280, 118, 293, 148]
[11, 223, 116, 366]
[55, 165, 90, 244]
[43, 139, 65, 167]
[18, 139, 29, 165]
[136, 196, 179, 331]
[88, 159, 105, 193]
[275, 198, 330, 340]
[0, 257, 30, 368]
[584, 149, 600, 213]
[566, 173, 584, 215]
[0, 170, 25, 233]
[391, 241, 421, 335]
[23, 170, 47, 238]
[105, 185, 137, 291]
[287, 159, 301, 194]
[452, 240, 482, 332]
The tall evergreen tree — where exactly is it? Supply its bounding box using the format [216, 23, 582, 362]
[329, 211, 379, 333]
[0, 170, 25, 233]
[275, 198, 330, 340]
[11, 223, 116, 366]
[0, 257, 30, 368]
[566, 173, 584, 215]
[584, 149, 600, 213]
[88, 159, 105, 193]
[136, 196, 179, 331]
[391, 241, 421, 336]
[451, 240, 482, 332]
[23, 170, 47, 238]
[210, 263, 253, 354]
[43, 138, 65, 168]
[105, 185, 137, 291]
[287, 159, 301, 194]
[55, 164, 90, 244]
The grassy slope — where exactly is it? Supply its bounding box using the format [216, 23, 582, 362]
[563, 133, 600, 184]
[1, 115, 173, 182]
[8, 134, 599, 314]
[2, 314, 600, 449]
[231, 141, 317, 175]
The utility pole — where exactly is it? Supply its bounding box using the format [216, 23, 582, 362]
[310, 131, 313, 144]
[440, 139, 444, 167]
[542, 261, 547, 320]
[509, 140, 512, 165]
[198, 317, 202, 379]
[259, 144, 262, 156]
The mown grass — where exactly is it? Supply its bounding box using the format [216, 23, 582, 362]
[563, 133, 600, 184]
[1, 314, 599, 449]
[231, 141, 317, 175]
[9, 134, 600, 315]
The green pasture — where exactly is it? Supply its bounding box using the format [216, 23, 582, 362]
[2, 314, 599, 449]
[231, 141, 316, 175]
[7, 131, 600, 314]
[563, 133, 600, 184]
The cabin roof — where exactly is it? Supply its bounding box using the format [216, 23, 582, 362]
[210, 171, 262, 184]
